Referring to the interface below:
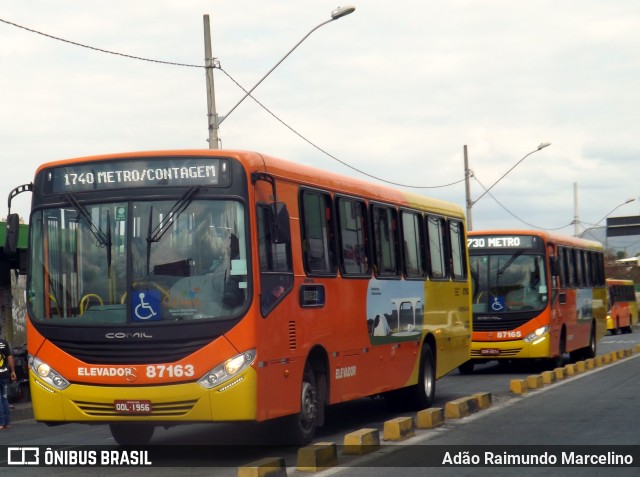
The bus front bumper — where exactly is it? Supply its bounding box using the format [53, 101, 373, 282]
[28, 367, 258, 423]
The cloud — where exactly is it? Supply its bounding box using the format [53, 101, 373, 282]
[1, 0, 640, 253]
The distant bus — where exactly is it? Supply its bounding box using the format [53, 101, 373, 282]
[5, 149, 471, 445]
[462, 230, 606, 373]
[606, 278, 637, 334]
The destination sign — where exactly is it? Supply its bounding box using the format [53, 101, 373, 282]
[467, 235, 541, 250]
[41, 157, 231, 193]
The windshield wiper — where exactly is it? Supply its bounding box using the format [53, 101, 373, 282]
[65, 193, 110, 246]
[496, 250, 523, 276]
[65, 193, 113, 276]
[145, 186, 200, 274]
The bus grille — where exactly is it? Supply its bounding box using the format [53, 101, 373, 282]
[473, 316, 532, 332]
[288, 321, 297, 350]
[74, 399, 198, 417]
[471, 348, 522, 357]
[49, 337, 214, 365]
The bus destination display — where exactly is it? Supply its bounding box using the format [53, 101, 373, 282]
[42, 157, 230, 193]
[467, 235, 540, 250]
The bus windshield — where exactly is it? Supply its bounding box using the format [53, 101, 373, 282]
[471, 252, 548, 313]
[28, 199, 248, 324]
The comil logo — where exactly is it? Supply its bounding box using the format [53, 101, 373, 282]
[8, 447, 40, 465]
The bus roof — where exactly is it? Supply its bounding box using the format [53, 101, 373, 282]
[34, 149, 465, 218]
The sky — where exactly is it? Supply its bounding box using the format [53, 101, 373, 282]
[2, 1, 640, 254]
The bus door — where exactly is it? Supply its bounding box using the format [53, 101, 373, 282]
[253, 175, 297, 420]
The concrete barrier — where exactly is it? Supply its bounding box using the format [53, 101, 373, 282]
[416, 408, 444, 429]
[444, 398, 471, 418]
[383, 417, 415, 441]
[343, 428, 380, 455]
[526, 375, 544, 389]
[554, 367, 566, 380]
[296, 442, 337, 472]
[541, 370, 556, 385]
[238, 457, 287, 477]
[473, 392, 492, 410]
[510, 379, 528, 395]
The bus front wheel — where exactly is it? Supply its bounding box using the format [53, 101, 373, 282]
[282, 366, 319, 445]
[109, 423, 155, 446]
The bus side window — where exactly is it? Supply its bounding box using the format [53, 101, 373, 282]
[371, 205, 399, 277]
[257, 204, 293, 316]
[448, 219, 467, 281]
[400, 210, 425, 278]
[426, 215, 448, 280]
[337, 197, 371, 276]
[300, 190, 336, 276]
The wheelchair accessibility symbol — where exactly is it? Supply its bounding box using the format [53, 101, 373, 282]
[491, 296, 505, 312]
[132, 290, 161, 321]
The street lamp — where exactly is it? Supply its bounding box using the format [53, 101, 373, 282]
[204, 5, 356, 149]
[578, 198, 636, 239]
[464, 142, 551, 231]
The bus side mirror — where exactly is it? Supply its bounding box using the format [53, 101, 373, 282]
[4, 213, 20, 256]
[270, 202, 291, 244]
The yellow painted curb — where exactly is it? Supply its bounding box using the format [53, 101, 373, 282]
[445, 397, 471, 418]
[564, 363, 577, 376]
[554, 367, 566, 380]
[416, 408, 444, 429]
[473, 392, 492, 410]
[576, 361, 586, 373]
[510, 378, 528, 395]
[526, 375, 544, 389]
[296, 442, 337, 472]
[238, 457, 287, 477]
[343, 428, 380, 455]
[541, 370, 556, 384]
[383, 417, 415, 441]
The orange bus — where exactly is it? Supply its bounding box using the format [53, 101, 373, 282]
[606, 278, 637, 334]
[461, 230, 606, 373]
[5, 149, 471, 445]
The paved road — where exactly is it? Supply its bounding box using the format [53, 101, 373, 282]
[1, 334, 637, 476]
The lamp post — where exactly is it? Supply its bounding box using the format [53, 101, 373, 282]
[578, 198, 636, 239]
[204, 5, 356, 149]
[464, 142, 551, 231]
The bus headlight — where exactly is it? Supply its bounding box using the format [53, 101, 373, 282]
[523, 326, 549, 344]
[29, 355, 70, 390]
[197, 349, 256, 389]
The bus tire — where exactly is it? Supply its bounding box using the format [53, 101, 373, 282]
[109, 423, 154, 445]
[413, 342, 436, 409]
[547, 330, 566, 369]
[283, 366, 318, 445]
[384, 342, 435, 411]
[583, 325, 596, 359]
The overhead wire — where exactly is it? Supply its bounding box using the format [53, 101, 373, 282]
[0, 16, 459, 190]
[472, 176, 574, 231]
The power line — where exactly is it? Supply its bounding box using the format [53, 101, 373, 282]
[1, 16, 465, 190]
[218, 66, 465, 189]
[472, 176, 574, 231]
[0, 17, 202, 68]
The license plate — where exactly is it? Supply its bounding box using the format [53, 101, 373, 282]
[114, 400, 152, 415]
[480, 348, 500, 356]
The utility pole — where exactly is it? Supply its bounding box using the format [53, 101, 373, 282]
[203, 14, 219, 149]
[464, 145, 473, 231]
[573, 182, 579, 236]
